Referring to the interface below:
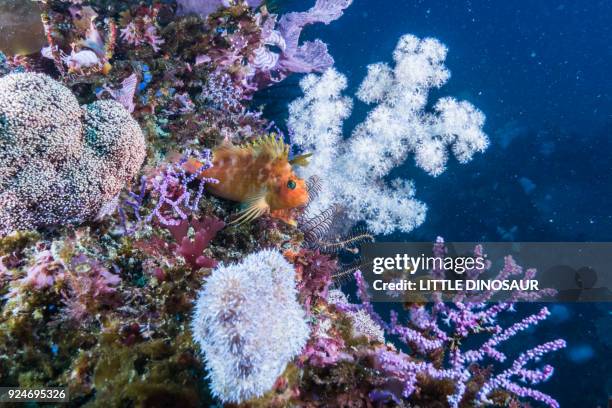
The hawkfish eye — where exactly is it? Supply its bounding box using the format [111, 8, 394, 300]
[287, 180, 297, 190]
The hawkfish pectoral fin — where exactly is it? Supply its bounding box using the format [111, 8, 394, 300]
[230, 192, 270, 225]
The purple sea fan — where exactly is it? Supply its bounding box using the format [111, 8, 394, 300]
[276, 0, 352, 73]
[191, 249, 310, 403]
[330, 241, 566, 408]
[249, 0, 352, 88]
[100, 73, 138, 113]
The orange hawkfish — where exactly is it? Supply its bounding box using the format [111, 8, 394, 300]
[184, 135, 311, 226]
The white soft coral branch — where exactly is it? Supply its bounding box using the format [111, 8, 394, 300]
[288, 34, 488, 234]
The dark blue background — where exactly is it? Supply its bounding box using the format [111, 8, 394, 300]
[263, 0, 612, 242]
[259, 1, 612, 405]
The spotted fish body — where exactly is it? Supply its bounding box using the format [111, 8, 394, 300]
[185, 135, 310, 225]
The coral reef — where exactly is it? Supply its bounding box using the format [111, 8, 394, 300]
[191, 249, 309, 403]
[0, 73, 145, 236]
[0, 1, 567, 407]
[289, 35, 488, 234]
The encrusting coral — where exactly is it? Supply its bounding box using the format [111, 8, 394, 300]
[191, 249, 310, 403]
[0, 73, 145, 236]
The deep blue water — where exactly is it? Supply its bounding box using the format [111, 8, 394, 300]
[259, 0, 612, 406]
[264, 0, 612, 243]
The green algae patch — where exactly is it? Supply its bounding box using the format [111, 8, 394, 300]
[90, 333, 210, 407]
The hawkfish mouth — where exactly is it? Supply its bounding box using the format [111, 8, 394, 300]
[287, 193, 310, 209]
[270, 195, 309, 211]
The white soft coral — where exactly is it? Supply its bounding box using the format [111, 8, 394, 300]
[288, 34, 488, 234]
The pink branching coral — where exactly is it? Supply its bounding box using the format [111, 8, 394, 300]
[166, 216, 224, 270]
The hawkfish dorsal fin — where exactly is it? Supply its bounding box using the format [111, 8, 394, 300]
[213, 139, 239, 155]
[230, 191, 270, 225]
[240, 134, 290, 161]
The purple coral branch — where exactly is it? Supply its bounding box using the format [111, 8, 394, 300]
[477, 339, 567, 408]
[459, 306, 551, 366]
[388, 309, 445, 352]
[375, 349, 467, 405]
[248, 0, 352, 89]
[119, 149, 218, 234]
[354, 270, 447, 352]
[331, 241, 566, 408]
[277, 0, 352, 73]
